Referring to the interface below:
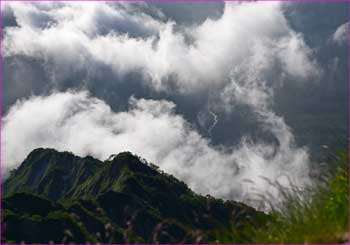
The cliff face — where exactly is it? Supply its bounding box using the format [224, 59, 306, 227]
[2, 148, 268, 243]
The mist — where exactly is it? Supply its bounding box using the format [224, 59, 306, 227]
[1, 1, 348, 209]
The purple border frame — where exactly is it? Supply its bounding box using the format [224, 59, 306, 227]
[1, 0, 3, 244]
[0, 0, 349, 1]
[347, 1, 350, 245]
[0, 0, 349, 244]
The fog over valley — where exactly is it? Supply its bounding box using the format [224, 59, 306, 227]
[1, 2, 348, 207]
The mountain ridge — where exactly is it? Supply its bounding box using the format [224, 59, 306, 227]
[2, 148, 268, 243]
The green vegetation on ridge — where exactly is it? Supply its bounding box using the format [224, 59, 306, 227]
[2, 148, 348, 244]
[2, 148, 267, 244]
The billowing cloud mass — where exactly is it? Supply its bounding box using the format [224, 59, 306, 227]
[3, 2, 319, 93]
[2, 91, 310, 209]
[2, 1, 333, 209]
[333, 22, 348, 45]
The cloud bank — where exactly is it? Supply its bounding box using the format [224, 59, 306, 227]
[1, 2, 327, 209]
[3, 91, 310, 209]
[3, 2, 320, 94]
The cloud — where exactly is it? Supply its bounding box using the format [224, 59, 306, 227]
[332, 22, 349, 45]
[3, 2, 320, 94]
[2, 2, 326, 209]
[1, 3, 18, 28]
[149, 2, 224, 25]
[2, 91, 310, 209]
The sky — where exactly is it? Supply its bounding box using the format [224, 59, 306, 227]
[1, 1, 348, 208]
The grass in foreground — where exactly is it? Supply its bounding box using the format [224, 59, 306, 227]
[215, 152, 349, 244]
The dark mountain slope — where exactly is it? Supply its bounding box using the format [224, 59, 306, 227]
[2, 148, 268, 243]
[4, 148, 102, 200]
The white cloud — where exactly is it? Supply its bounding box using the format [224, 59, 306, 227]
[3, 2, 320, 93]
[332, 21, 349, 45]
[2, 91, 310, 209]
[2, 1, 320, 209]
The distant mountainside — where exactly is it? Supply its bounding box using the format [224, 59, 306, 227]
[2, 148, 268, 244]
